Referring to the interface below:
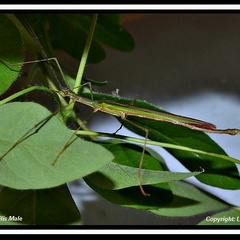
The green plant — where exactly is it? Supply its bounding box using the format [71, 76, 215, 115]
[0, 13, 239, 225]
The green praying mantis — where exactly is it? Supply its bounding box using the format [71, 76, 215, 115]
[57, 88, 240, 136]
[55, 87, 240, 196]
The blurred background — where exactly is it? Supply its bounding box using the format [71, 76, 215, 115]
[67, 13, 240, 225]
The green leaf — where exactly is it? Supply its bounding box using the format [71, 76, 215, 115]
[85, 142, 173, 209]
[104, 140, 164, 169]
[6, 14, 42, 53]
[198, 210, 240, 225]
[85, 142, 202, 210]
[88, 163, 202, 190]
[47, 14, 105, 63]
[65, 75, 107, 91]
[86, 143, 202, 190]
[0, 14, 24, 95]
[151, 181, 229, 217]
[82, 91, 240, 190]
[85, 179, 174, 210]
[0, 185, 82, 225]
[94, 14, 135, 52]
[23, 14, 134, 64]
[0, 102, 114, 190]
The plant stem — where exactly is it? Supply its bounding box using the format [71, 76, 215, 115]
[64, 14, 98, 122]
[73, 14, 98, 94]
[75, 130, 240, 165]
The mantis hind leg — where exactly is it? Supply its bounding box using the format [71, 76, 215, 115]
[122, 118, 150, 197]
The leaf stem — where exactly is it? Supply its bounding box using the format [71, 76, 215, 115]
[0, 86, 60, 107]
[75, 130, 240, 165]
